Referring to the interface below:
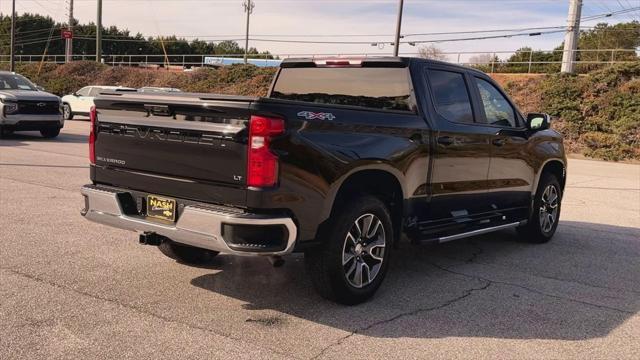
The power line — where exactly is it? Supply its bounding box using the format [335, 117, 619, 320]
[4, 12, 635, 40]
[582, 6, 640, 20]
[5, 24, 635, 39]
[2, 25, 62, 36]
[13, 25, 638, 47]
[38, 29, 564, 46]
[615, 0, 638, 22]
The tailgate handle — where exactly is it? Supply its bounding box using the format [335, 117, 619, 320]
[144, 104, 172, 117]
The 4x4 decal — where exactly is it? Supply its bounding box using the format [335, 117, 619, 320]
[297, 111, 336, 121]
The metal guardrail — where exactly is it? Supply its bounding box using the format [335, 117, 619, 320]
[1, 49, 637, 73]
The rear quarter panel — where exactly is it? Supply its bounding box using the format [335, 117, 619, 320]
[249, 100, 431, 241]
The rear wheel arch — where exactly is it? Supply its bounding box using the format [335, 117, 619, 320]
[322, 168, 405, 245]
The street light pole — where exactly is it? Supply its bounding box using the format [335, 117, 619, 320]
[393, 0, 404, 56]
[10, 0, 16, 72]
[243, 0, 255, 64]
[96, 0, 103, 62]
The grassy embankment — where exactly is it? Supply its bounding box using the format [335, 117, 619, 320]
[5, 61, 639, 160]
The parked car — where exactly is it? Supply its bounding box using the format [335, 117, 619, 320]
[61, 86, 136, 120]
[81, 57, 567, 304]
[138, 87, 182, 93]
[0, 71, 63, 138]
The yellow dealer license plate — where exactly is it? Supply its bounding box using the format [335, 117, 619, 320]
[146, 195, 176, 222]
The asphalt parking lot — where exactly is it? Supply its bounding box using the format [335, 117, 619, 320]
[1, 120, 639, 359]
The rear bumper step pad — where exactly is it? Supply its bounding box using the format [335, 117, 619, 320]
[80, 184, 297, 256]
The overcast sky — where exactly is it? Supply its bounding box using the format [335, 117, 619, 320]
[1, 0, 636, 59]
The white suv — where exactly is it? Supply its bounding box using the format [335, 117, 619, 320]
[61, 86, 135, 120]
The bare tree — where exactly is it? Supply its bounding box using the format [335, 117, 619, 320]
[418, 45, 448, 61]
[468, 53, 494, 65]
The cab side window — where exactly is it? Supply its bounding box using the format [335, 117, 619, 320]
[475, 78, 517, 127]
[427, 69, 474, 124]
[76, 87, 91, 96]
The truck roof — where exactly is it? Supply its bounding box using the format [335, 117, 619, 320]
[279, 56, 483, 74]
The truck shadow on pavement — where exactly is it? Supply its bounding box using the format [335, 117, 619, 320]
[191, 220, 640, 340]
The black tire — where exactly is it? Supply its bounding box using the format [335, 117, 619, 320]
[305, 195, 393, 305]
[63, 103, 73, 120]
[158, 240, 219, 264]
[517, 173, 562, 243]
[40, 128, 61, 138]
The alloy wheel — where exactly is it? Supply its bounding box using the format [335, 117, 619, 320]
[539, 184, 559, 233]
[342, 213, 386, 288]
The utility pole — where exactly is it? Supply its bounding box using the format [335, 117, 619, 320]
[561, 0, 582, 73]
[393, 0, 404, 56]
[96, 0, 103, 62]
[10, 0, 16, 72]
[243, 0, 255, 64]
[65, 0, 74, 63]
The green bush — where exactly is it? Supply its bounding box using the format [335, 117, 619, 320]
[538, 62, 640, 160]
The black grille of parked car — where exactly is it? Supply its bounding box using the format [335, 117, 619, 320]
[17, 101, 60, 115]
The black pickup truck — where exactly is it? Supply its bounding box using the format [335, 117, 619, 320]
[81, 57, 566, 304]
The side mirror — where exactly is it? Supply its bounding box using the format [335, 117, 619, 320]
[527, 113, 551, 131]
[36, 85, 45, 91]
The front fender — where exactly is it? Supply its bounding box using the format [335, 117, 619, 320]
[528, 130, 567, 195]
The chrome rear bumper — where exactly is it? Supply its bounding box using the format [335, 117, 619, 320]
[80, 185, 297, 256]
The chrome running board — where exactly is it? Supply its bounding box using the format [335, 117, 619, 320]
[438, 221, 524, 243]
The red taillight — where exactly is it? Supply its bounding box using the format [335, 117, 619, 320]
[247, 115, 285, 188]
[89, 106, 96, 164]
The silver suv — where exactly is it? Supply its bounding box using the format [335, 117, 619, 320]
[0, 71, 63, 138]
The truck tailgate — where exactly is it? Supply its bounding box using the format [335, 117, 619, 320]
[92, 92, 255, 206]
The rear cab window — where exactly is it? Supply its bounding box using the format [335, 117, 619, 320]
[270, 67, 416, 112]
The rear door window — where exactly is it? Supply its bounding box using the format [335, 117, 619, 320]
[271, 67, 415, 112]
[427, 69, 474, 124]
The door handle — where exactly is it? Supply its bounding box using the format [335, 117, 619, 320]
[437, 136, 454, 146]
[492, 138, 506, 147]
